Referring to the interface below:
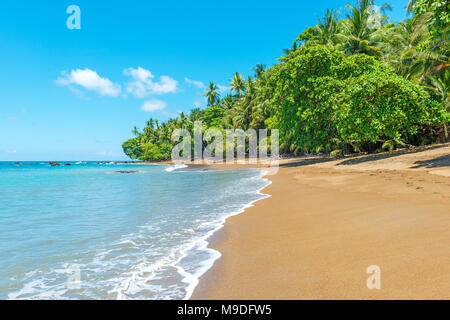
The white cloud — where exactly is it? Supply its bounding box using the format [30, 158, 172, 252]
[193, 98, 206, 108]
[140, 99, 167, 112]
[184, 77, 205, 89]
[217, 84, 228, 93]
[124, 67, 178, 98]
[56, 68, 121, 97]
[96, 151, 115, 156]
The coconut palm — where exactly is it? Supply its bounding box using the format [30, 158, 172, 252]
[377, 10, 448, 82]
[220, 94, 235, 110]
[203, 82, 220, 106]
[229, 72, 247, 97]
[410, 18, 449, 82]
[339, 0, 392, 56]
[424, 69, 449, 138]
[282, 41, 298, 56]
[377, 19, 423, 76]
[177, 112, 188, 128]
[231, 102, 250, 130]
[254, 64, 266, 79]
[315, 8, 342, 46]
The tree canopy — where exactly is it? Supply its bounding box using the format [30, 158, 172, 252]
[122, 0, 449, 161]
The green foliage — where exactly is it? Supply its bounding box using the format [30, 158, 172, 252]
[382, 140, 395, 151]
[263, 45, 444, 153]
[330, 149, 344, 158]
[122, 138, 141, 159]
[122, 0, 449, 160]
[202, 105, 225, 127]
[229, 72, 247, 97]
[141, 141, 170, 160]
[408, 0, 449, 39]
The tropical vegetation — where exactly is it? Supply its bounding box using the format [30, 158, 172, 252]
[123, 0, 449, 160]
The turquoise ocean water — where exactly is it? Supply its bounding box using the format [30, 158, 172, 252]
[0, 162, 269, 299]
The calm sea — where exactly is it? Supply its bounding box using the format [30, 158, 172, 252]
[0, 161, 269, 299]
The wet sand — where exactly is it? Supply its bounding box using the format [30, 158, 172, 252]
[191, 144, 450, 299]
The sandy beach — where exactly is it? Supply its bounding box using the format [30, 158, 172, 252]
[192, 144, 450, 299]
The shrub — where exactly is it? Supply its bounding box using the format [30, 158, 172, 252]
[264, 45, 445, 153]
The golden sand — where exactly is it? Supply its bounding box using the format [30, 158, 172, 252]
[191, 144, 450, 299]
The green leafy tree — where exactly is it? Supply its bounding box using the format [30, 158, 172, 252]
[263, 45, 444, 153]
[122, 0, 448, 160]
[122, 138, 142, 160]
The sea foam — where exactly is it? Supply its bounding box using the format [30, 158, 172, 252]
[1, 163, 270, 300]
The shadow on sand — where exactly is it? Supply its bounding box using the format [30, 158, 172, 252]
[279, 157, 336, 168]
[410, 154, 450, 169]
[278, 143, 449, 168]
[337, 144, 449, 166]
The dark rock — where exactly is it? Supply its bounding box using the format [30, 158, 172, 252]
[49, 162, 61, 167]
[65, 163, 72, 166]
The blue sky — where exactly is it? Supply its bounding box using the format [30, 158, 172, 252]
[0, 0, 410, 161]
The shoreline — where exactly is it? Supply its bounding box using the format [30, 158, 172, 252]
[191, 144, 450, 299]
[180, 169, 272, 300]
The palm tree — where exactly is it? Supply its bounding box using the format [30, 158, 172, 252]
[282, 41, 298, 56]
[229, 72, 247, 97]
[378, 19, 422, 76]
[254, 64, 266, 79]
[409, 16, 450, 82]
[177, 112, 188, 128]
[203, 82, 220, 106]
[424, 69, 449, 138]
[377, 11, 448, 82]
[246, 77, 268, 129]
[316, 8, 342, 45]
[220, 94, 235, 110]
[340, 0, 392, 56]
[234, 77, 255, 129]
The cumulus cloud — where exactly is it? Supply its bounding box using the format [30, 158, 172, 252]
[124, 67, 178, 98]
[184, 77, 205, 89]
[140, 99, 167, 112]
[56, 68, 121, 97]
